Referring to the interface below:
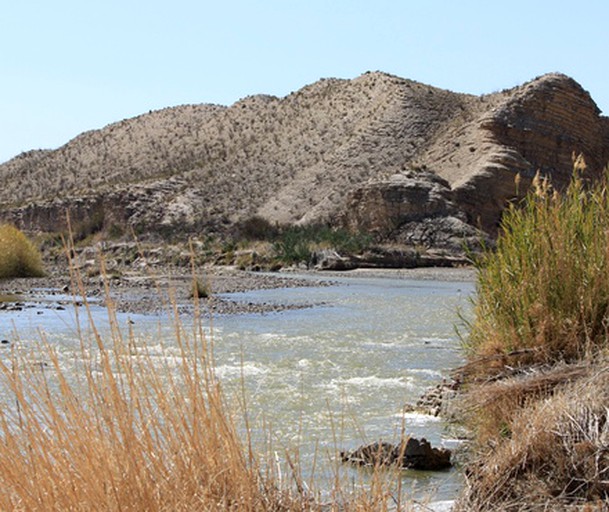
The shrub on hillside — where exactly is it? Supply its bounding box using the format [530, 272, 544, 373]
[0, 224, 44, 278]
[233, 215, 278, 241]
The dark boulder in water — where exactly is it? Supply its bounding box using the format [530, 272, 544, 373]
[341, 438, 451, 471]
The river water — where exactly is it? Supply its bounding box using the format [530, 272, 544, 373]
[0, 270, 474, 507]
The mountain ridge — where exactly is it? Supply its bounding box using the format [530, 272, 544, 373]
[1, 71, 607, 253]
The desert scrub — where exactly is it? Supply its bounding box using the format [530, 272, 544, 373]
[272, 225, 372, 265]
[0, 224, 44, 278]
[466, 160, 609, 366]
[272, 226, 313, 264]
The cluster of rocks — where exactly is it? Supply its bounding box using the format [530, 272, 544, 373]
[341, 379, 464, 473]
[0, 261, 333, 317]
[0, 301, 26, 312]
[403, 379, 461, 418]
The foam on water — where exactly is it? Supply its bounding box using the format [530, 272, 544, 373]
[408, 368, 444, 378]
[215, 362, 269, 379]
[327, 375, 415, 390]
[394, 411, 443, 425]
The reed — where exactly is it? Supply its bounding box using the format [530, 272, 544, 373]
[466, 158, 609, 367]
[458, 158, 609, 510]
[0, 257, 412, 510]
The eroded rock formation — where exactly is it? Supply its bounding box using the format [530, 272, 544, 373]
[341, 439, 452, 471]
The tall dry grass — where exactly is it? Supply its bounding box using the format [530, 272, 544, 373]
[0, 257, 413, 510]
[466, 158, 609, 367]
[0, 224, 44, 279]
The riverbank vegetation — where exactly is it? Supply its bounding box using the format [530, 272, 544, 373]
[457, 159, 609, 510]
[0, 224, 44, 279]
[232, 216, 373, 267]
[466, 158, 609, 367]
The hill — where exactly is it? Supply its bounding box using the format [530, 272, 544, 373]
[1, 72, 607, 255]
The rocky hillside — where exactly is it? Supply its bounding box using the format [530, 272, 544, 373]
[1, 72, 607, 253]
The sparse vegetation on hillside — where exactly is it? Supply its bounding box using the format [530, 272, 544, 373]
[0, 72, 473, 231]
[0, 224, 44, 278]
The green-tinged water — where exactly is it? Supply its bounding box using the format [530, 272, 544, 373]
[0, 271, 474, 508]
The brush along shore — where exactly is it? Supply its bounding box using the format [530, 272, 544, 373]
[455, 160, 609, 511]
[0, 224, 475, 317]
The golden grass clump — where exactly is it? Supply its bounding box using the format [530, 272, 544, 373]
[0, 311, 267, 510]
[0, 224, 44, 279]
[466, 161, 609, 367]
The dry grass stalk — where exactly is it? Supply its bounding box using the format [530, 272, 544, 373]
[0, 245, 415, 510]
[460, 362, 591, 447]
[456, 364, 609, 511]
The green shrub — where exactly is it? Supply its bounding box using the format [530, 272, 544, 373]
[72, 208, 105, 243]
[272, 225, 372, 265]
[0, 224, 45, 278]
[467, 160, 609, 365]
[272, 226, 313, 264]
[233, 215, 278, 241]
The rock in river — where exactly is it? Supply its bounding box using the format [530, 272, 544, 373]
[341, 438, 451, 471]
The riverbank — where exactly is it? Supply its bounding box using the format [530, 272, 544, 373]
[0, 243, 475, 318]
[0, 263, 339, 316]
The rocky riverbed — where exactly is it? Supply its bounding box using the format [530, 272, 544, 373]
[0, 259, 475, 318]
[0, 264, 334, 317]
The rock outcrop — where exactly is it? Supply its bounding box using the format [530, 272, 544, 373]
[420, 73, 609, 232]
[0, 72, 607, 254]
[340, 169, 489, 254]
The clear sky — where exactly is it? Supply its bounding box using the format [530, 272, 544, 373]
[1, 0, 607, 164]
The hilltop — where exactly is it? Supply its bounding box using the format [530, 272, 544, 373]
[1, 71, 607, 258]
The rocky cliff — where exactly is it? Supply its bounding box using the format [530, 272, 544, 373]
[0, 72, 607, 255]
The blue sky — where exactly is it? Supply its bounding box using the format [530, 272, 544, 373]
[1, 0, 607, 163]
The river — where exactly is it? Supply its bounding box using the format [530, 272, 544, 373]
[0, 269, 474, 507]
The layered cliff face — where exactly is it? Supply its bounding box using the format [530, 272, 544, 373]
[419, 73, 609, 232]
[340, 170, 488, 254]
[340, 73, 609, 243]
[0, 72, 607, 253]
